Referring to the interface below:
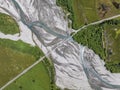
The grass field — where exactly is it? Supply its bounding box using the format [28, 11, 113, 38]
[4, 61, 51, 90]
[0, 38, 45, 88]
[0, 46, 36, 88]
[0, 13, 19, 34]
[4, 58, 59, 90]
[57, 0, 120, 29]
[0, 38, 59, 89]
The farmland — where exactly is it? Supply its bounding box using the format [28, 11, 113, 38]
[103, 19, 120, 73]
[57, 0, 120, 29]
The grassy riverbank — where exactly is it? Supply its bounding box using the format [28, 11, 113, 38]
[0, 13, 19, 34]
[0, 38, 43, 60]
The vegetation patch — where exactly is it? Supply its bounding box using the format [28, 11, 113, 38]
[73, 19, 120, 73]
[40, 58, 60, 90]
[103, 19, 120, 73]
[73, 25, 106, 60]
[0, 13, 19, 34]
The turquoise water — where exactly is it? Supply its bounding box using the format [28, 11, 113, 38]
[12, 0, 69, 39]
[79, 46, 120, 89]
